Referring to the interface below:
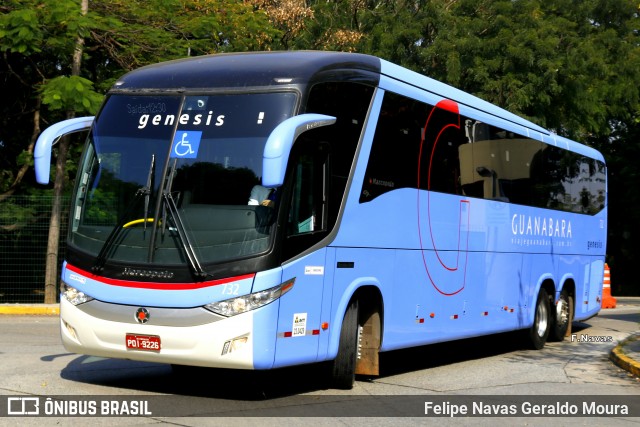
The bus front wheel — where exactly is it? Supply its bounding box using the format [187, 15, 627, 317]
[332, 298, 360, 389]
[528, 288, 551, 350]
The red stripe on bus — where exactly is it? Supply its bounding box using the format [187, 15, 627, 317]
[65, 263, 254, 290]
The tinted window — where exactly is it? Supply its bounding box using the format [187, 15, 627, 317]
[361, 91, 606, 215]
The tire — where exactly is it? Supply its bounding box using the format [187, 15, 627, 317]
[528, 288, 551, 350]
[331, 299, 360, 389]
[550, 289, 573, 342]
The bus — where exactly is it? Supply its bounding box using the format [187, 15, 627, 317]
[34, 51, 607, 389]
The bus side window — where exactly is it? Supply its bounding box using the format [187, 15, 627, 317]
[286, 142, 329, 237]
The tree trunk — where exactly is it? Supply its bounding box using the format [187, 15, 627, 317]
[44, 0, 89, 304]
[44, 135, 70, 303]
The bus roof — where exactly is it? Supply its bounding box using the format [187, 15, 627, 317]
[111, 51, 604, 163]
[378, 59, 604, 162]
[112, 51, 381, 91]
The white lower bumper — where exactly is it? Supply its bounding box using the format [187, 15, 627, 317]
[60, 298, 255, 369]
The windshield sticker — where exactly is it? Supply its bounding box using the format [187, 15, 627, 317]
[170, 131, 202, 159]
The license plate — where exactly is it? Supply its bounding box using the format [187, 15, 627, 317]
[126, 334, 161, 352]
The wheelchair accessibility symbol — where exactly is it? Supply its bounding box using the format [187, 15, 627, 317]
[170, 130, 202, 159]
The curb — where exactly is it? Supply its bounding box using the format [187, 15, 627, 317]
[0, 304, 59, 315]
[609, 334, 640, 378]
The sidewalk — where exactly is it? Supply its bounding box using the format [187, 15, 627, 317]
[610, 333, 640, 378]
[0, 304, 59, 315]
[1, 303, 639, 379]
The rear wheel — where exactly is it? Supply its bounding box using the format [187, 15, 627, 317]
[528, 288, 551, 350]
[550, 289, 573, 341]
[331, 299, 360, 389]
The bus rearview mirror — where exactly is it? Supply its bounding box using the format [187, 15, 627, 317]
[262, 114, 336, 187]
[34, 116, 94, 184]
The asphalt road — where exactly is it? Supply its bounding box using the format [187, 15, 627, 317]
[0, 298, 638, 426]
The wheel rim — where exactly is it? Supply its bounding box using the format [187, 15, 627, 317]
[357, 325, 363, 362]
[536, 299, 548, 337]
[556, 298, 568, 327]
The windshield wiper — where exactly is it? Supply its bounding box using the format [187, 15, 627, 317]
[160, 159, 207, 279]
[162, 192, 207, 279]
[93, 155, 155, 273]
[143, 154, 155, 231]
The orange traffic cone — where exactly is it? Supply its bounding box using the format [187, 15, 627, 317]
[601, 263, 617, 309]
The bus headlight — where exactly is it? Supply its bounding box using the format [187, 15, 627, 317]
[61, 282, 94, 306]
[205, 278, 294, 317]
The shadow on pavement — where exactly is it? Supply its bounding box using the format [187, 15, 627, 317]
[58, 323, 592, 400]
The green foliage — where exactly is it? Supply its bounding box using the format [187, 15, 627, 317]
[0, 0, 99, 55]
[0, 8, 42, 54]
[87, 1, 278, 69]
[302, 0, 640, 142]
[41, 76, 103, 114]
[83, 188, 118, 225]
[0, 199, 37, 229]
[16, 149, 33, 167]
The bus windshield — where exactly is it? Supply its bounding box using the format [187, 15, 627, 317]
[70, 92, 297, 269]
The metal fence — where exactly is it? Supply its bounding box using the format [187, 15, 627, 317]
[0, 195, 68, 303]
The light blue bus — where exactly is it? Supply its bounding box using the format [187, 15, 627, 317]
[35, 51, 607, 389]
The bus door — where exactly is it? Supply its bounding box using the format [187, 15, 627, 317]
[273, 140, 332, 368]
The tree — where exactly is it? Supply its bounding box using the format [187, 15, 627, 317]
[43, 0, 90, 304]
[0, 1, 101, 198]
[0, 0, 280, 302]
[0, 0, 103, 302]
[251, 0, 315, 49]
[397, 0, 640, 139]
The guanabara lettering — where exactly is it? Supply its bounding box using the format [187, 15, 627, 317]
[511, 214, 572, 238]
